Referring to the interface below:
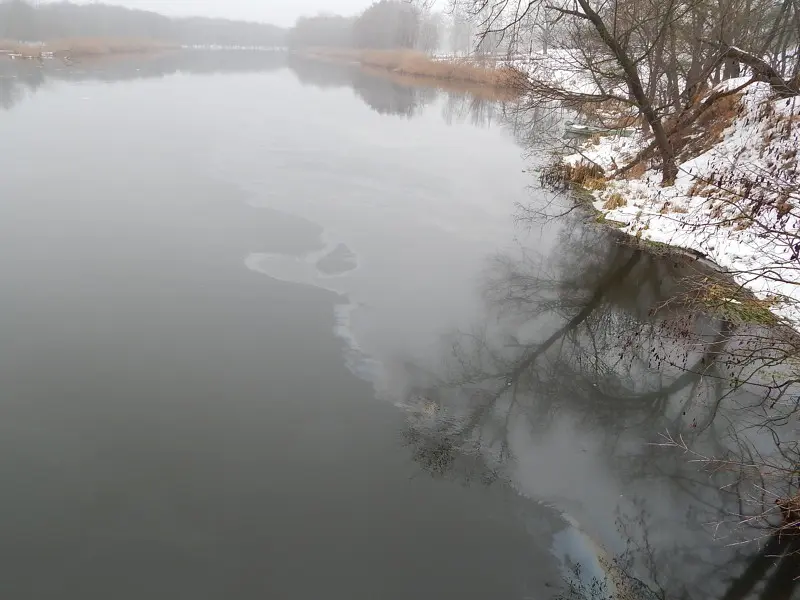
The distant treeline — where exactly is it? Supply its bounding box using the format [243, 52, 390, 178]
[287, 0, 441, 53]
[0, 0, 286, 47]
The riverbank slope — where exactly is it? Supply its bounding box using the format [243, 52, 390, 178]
[557, 79, 800, 325]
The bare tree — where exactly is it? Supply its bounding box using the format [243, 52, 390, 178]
[353, 0, 421, 50]
[450, 0, 799, 184]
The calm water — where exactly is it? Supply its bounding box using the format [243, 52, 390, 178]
[0, 52, 790, 599]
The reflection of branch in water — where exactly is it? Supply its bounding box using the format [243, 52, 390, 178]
[398, 195, 800, 600]
[352, 70, 436, 118]
[402, 220, 740, 492]
[441, 90, 499, 127]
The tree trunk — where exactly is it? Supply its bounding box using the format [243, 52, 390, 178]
[668, 26, 682, 109]
[575, 0, 678, 184]
[685, 8, 706, 102]
[723, 58, 741, 79]
[722, 45, 799, 96]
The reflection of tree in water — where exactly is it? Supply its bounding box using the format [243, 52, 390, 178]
[288, 54, 569, 138]
[287, 54, 357, 89]
[400, 215, 799, 599]
[504, 103, 565, 150]
[0, 61, 45, 110]
[441, 91, 565, 149]
[351, 71, 436, 118]
[405, 220, 732, 458]
[287, 55, 436, 118]
[441, 90, 498, 128]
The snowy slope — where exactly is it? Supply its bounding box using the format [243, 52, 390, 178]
[565, 81, 800, 324]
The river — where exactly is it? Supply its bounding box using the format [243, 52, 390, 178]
[0, 51, 792, 599]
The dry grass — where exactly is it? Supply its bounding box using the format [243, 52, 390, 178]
[603, 192, 627, 210]
[303, 48, 524, 91]
[685, 93, 743, 156]
[583, 177, 608, 191]
[0, 38, 173, 59]
[698, 281, 779, 325]
[563, 161, 605, 185]
[776, 195, 794, 218]
[540, 159, 606, 189]
[575, 98, 638, 129]
[623, 161, 647, 179]
[361, 65, 520, 101]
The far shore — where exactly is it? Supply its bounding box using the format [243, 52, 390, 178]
[0, 38, 177, 60]
[296, 48, 525, 92]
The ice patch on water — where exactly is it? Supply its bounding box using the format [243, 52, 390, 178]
[245, 232, 360, 288]
[245, 234, 385, 385]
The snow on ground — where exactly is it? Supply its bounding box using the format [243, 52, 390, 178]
[504, 50, 604, 96]
[565, 81, 800, 325]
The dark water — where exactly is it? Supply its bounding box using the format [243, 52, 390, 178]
[0, 51, 793, 599]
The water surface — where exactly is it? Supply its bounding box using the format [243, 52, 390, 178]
[0, 52, 558, 600]
[0, 51, 788, 599]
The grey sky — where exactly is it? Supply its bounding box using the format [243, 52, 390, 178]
[38, 0, 376, 27]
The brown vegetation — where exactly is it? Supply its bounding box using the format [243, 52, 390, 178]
[602, 192, 627, 210]
[687, 93, 743, 155]
[622, 161, 647, 179]
[575, 99, 639, 129]
[663, 93, 733, 158]
[361, 66, 521, 102]
[583, 177, 608, 191]
[301, 48, 525, 91]
[551, 161, 605, 185]
[0, 38, 174, 59]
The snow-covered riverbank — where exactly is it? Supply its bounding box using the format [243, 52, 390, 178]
[562, 80, 800, 325]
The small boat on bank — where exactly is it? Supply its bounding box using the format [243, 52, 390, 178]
[565, 120, 635, 137]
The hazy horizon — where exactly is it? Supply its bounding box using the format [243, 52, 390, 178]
[35, 0, 377, 27]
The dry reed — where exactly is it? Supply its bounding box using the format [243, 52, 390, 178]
[0, 38, 173, 59]
[602, 192, 627, 210]
[303, 48, 524, 90]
